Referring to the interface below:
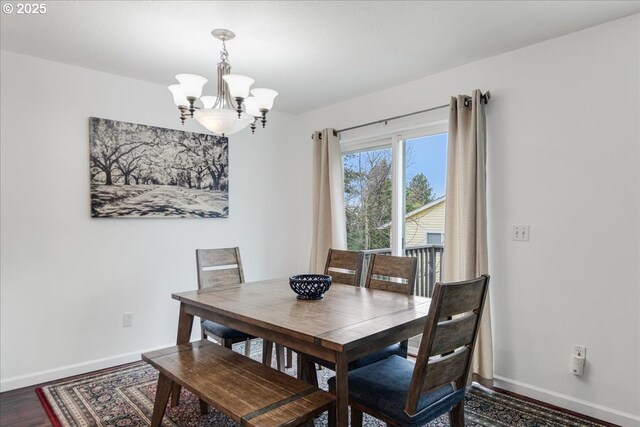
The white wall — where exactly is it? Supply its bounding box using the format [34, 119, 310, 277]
[0, 51, 301, 390]
[294, 15, 640, 426]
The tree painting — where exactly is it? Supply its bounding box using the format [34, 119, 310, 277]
[89, 117, 229, 218]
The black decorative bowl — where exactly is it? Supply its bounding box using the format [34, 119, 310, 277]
[289, 274, 332, 300]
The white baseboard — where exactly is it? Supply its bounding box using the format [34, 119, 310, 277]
[0, 343, 174, 392]
[494, 375, 640, 427]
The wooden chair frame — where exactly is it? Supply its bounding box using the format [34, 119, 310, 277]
[364, 253, 418, 295]
[350, 275, 490, 427]
[324, 249, 365, 287]
[196, 248, 252, 354]
[365, 253, 418, 351]
[196, 247, 292, 370]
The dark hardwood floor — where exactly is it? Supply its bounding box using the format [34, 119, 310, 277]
[0, 384, 50, 427]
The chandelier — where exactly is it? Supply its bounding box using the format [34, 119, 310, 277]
[168, 29, 278, 136]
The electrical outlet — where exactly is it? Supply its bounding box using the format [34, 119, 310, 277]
[573, 345, 586, 358]
[512, 225, 530, 241]
[123, 312, 133, 327]
[570, 355, 585, 376]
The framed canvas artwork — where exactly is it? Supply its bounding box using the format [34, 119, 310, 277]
[89, 117, 229, 218]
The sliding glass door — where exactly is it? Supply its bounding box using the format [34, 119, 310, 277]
[403, 133, 447, 297]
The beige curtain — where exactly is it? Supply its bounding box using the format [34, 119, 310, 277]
[309, 129, 347, 273]
[443, 89, 493, 386]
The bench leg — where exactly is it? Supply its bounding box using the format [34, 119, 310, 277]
[151, 373, 173, 427]
[244, 338, 252, 356]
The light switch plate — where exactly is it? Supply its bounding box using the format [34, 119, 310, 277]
[512, 225, 530, 241]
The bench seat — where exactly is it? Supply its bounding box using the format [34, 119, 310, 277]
[142, 340, 335, 427]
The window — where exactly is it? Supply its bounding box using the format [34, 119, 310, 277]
[403, 133, 447, 250]
[341, 120, 447, 356]
[342, 132, 447, 252]
[343, 146, 392, 251]
[426, 232, 444, 245]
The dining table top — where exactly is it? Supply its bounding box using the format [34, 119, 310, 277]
[172, 277, 431, 353]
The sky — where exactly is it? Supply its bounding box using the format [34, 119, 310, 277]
[342, 132, 448, 199]
[405, 132, 447, 198]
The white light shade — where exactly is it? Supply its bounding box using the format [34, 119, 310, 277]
[222, 74, 255, 99]
[168, 85, 188, 106]
[250, 88, 278, 110]
[243, 96, 261, 117]
[175, 74, 207, 98]
[194, 108, 254, 136]
[200, 96, 217, 109]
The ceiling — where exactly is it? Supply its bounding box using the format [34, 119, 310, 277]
[1, 1, 638, 113]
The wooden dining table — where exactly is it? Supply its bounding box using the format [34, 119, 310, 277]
[171, 277, 431, 426]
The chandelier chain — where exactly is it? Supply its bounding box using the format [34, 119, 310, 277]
[220, 40, 230, 65]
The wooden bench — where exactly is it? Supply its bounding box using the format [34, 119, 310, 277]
[142, 340, 335, 427]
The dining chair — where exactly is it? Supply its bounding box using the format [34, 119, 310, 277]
[302, 252, 417, 387]
[196, 247, 290, 370]
[329, 275, 490, 427]
[324, 248, 364, 286]
[363, 253, 418, 358]
[196, 248, 253, 355]
[364, 253, 418, 295]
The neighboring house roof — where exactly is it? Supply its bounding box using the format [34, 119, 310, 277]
[380, 196, 446, 228]
[405, 196, 445, 221]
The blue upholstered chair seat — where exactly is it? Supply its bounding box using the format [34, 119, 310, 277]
[327, 355, 464, 426]
[201, 320, 250, 340]
[310, 343, 407, 370]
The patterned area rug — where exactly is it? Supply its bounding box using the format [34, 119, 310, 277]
[37, 340, 607, 426]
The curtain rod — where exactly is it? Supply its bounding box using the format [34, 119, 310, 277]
[335, 90, 491, 135]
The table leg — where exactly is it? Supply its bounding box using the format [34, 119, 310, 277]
[334, 352, 349, 427]
[262, 340, 273, 366]
[170, 303, 194, 407]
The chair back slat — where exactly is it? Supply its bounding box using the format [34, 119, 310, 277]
[196, 248, 244, 290]
[420, 347, 470, 392]
[324, 249, 364, 287]
[429, 313, 478, 356]
[367, 278, 409, 295]
[364, 254, 417, 296]
[439, 282, 487, 318]
[404, 275, 489, 416]
[330, 271, 361, 287]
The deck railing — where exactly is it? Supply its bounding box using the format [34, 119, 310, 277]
[362, 244, 444, 298]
